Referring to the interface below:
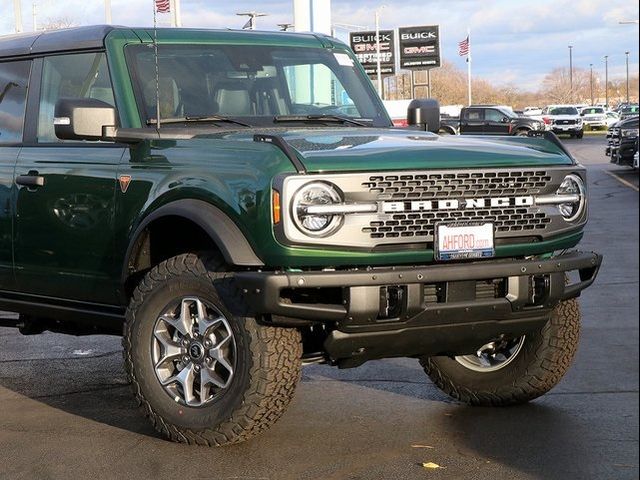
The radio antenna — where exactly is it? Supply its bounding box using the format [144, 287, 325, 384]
[152, 0, 162, 129]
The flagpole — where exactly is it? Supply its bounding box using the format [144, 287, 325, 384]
[467, 28, 472, 106]
[174, 0, 182, 27]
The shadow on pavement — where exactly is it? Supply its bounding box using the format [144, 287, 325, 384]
[0, 340, 162, 441]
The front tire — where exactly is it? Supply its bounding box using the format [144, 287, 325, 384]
[420, 299, 581, 406]
[123, 253, 302, 445]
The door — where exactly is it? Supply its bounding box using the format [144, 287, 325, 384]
[460, 108, 484, 134]
[483, 108, 512, 135]
[0, 60, 31, 291]
[14, 53, 126, 304]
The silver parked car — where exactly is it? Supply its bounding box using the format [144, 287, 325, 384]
[580, 106, 607, 129]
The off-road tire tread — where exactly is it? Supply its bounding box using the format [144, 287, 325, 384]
[123, 253, 302, 446]
[420, 299, 580, 406]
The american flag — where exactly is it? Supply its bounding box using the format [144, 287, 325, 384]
[155, 0, 170, 13]
[458, 35, 470, 56]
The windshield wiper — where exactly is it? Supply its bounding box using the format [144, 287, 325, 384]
[273, 114, 368, 127]
[146, 115, 252, 127]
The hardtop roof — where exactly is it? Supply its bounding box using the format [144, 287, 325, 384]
[0, 25, 118, 59]
[0, 25, 336, 60]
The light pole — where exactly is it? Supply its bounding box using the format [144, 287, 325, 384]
[104, 0, 111, 24]
[374, 5, 386, 99]
[604, 55, 609, 108]
[589, 63, 594, 105]
[568, 45, 573, 101]
[625, 51, 630, 103]
[13, 0, 23, 32]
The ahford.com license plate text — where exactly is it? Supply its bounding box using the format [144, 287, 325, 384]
[437, 223, 495, 260]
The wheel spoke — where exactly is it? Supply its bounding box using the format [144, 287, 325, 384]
[194, 298, 207, 322]
[201, 365, 229, 389]
[162, 363, 197, 405]
[178, 298, 196, 336]
[198, 316, 223, 337]
[153, 331, 184, 368]
[209, 334, 234, 375]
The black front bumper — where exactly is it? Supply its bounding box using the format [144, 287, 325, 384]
[610, 138, 638, 165]
[235, 251, 602, 366]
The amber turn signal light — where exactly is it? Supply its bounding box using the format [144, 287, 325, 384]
[272, 190, 281, 224]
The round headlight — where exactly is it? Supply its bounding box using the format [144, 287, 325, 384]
[557, 174, 585, 221]
[292, 182, 343, 236]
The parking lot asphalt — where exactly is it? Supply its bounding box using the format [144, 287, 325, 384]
[0, 135, 638, 480]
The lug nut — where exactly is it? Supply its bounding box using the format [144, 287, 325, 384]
[206, 357, 212, 363]
[182, 356, 189, 363]
[204, 340, 212, 347]
[194, 365, 200, 372]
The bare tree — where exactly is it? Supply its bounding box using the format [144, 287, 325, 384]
[40, 17, 75, 31]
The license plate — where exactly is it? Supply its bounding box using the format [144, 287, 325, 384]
[436, 223, 495, 261]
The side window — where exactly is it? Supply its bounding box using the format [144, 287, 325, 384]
[0, 60, 30, 145]
[37, 53, 114, 143]
[464, 109, 483, 121]
[485, 109, 505, 122]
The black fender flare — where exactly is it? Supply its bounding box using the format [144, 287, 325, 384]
[439, 125, 457, 135]
[122, 199, 264, 282]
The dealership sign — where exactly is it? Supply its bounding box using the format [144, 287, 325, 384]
[398, 25, 441, 69]
[349, 30, 396, 77]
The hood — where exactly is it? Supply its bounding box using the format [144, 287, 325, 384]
[617, 117, 639, 128]
[221, 128, 572, 173]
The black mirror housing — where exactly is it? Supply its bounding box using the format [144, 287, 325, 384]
[54, 98, 118, 141]
[407, 98, 440, 133]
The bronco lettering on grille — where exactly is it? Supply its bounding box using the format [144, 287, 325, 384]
[381, 196, 534, 213]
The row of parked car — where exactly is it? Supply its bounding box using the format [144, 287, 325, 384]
[384, 101, 639, 147]
[606, 114, 639, 169]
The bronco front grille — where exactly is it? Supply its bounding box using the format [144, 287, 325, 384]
[362, 170, 553, 240]
[277, 166, 582, 249]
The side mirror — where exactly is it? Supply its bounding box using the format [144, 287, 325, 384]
[501, 117, 510, 123]
[54, 98, 117, 141]
[407, 98, 440, 133]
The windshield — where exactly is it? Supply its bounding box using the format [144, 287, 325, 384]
[582, 107, 604, 114]
[549, 107, 579, 115]
[498, 108, 518, 118]
[125, 44, 389, 127]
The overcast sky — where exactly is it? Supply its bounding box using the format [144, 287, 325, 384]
[1, 0, 638, 91]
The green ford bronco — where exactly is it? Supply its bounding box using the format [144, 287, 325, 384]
[0, 26, 601, 445]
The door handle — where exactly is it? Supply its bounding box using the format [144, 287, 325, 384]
[16, 173, 46, 188]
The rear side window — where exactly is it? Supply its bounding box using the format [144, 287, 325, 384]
[38, 52, 114, 143]
[0, 60, 30, 145]
[464, 109, 483, 121]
